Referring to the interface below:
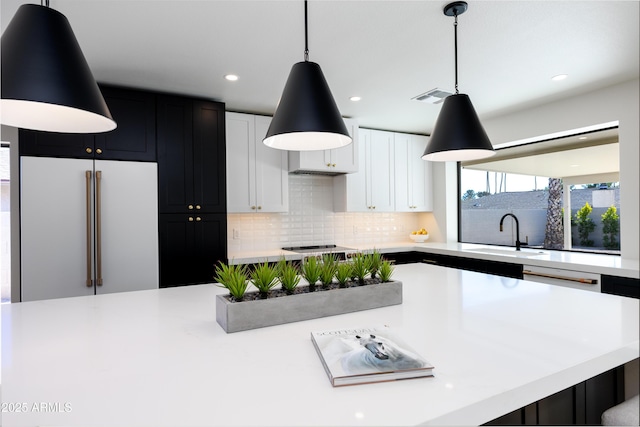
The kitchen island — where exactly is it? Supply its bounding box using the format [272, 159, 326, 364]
[1, 263, 638, 426]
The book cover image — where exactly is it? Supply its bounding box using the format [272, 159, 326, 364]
[311, 325, 434, 386]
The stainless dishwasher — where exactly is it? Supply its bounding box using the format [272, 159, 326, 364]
[523, 265, 601, 293]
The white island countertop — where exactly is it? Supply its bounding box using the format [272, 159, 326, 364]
[1, 263, 638, 426]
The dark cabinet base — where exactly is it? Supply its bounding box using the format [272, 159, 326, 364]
[602, 274, 640, 299]
[485, 366, 625, 425]
[159, 214, 227, 287]
[411, 251, 523, 279]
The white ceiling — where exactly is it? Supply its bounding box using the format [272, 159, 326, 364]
[1, 1, 639, 136]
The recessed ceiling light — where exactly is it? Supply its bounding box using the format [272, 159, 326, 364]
[224, 74, 239, 81]
[551, 74, 568, 81]
[349, 96, 361, 102]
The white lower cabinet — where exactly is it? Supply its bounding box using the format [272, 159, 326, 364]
[334, 128, 395, 212]
[226, 112, 288, 213]
[288, 118, 359, 174]
[20, 157, 159, 301]
[394, 133, 433, 212]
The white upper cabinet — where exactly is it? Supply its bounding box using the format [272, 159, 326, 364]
[333, 128, 395, 212]
[226, 112, 288, 213]
[288, 118, 359, 174]
[394, 133, 433, 212]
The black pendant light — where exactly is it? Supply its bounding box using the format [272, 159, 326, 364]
[422, 1, 494, 162]
[263, 0, 351, 151]
[1, 2, 116, 133]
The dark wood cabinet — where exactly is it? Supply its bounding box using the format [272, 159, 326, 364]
[485, 367, 624, 425]
[420, 252, 523, 279]
[159, 214, 227, 287]
[602, 274, 640, 299]
[156, 95, 227, 287]
[19, 84, 156, 161]
[157, 95, 226, 214]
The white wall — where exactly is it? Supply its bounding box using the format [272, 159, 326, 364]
[432, 78, 639, 260]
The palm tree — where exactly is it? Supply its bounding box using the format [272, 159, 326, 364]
[544, 178, 564, 249]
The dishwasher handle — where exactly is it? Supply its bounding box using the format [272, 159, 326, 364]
[523, 269, 598, 285]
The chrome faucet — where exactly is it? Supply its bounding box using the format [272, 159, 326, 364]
[499, 213, 522, 251]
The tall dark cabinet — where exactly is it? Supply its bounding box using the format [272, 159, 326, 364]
[157, 95, 227, 287]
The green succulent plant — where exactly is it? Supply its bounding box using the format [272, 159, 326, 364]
[250, 261, 279, 298]
[301, 256, 322, 291]
[351, 253, 369, 285]
[366, 249, 384, 279]
[319, 254, 338, 288]
[214, 262, 249, 301]
[378, 260, 395, 282]
[277, 258, 301, 295]
[335, 262, 352, 288]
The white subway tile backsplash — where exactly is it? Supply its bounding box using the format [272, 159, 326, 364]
[228, 174, 424, 251]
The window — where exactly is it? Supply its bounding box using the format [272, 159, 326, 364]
[459, 128, 620, 255]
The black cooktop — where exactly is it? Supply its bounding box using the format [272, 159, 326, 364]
[282, 244, 354, 254]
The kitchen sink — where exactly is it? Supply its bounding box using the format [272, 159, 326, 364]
[465, 247, 548, 258]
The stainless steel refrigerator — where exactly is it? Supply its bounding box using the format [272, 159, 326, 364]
[20, 156, 159, 301]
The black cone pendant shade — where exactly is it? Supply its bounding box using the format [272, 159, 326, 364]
[422, 1, 494, 162]
[1, 4, 116, 133]
[263, 1, 351, 151]
[422, 94, 494, 161]
[264, 61, 351, 151]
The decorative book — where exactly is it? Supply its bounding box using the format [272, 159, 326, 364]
[311, 325, 434, 387]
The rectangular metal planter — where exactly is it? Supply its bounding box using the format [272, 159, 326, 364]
[216, 280, 403, 333]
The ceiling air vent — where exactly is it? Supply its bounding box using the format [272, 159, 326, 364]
[411, 88, 453, 104]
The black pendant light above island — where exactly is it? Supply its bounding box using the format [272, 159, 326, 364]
[263, 0, 352, 151]
[1, 2, 115, 133]
[422, 1, 494, 162]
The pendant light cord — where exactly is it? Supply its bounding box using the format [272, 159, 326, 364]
[454, 12, 459, 94]
[41, 0, 50, 7]
[304, 0, 309, 61]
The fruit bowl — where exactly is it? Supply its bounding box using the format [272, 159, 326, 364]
[409, 233, 429, 243]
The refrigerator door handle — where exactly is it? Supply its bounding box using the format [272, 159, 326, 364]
[85, 170, 93, 287]
[96, 170, 103, 286]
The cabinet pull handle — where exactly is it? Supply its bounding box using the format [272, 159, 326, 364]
[85, 147, 93, 154]
[188, 217, 194, 222]
[195, 205, 201, 210]
[326, 163, 331, 167]
[522, 270, 598, 285]
[188, 204, 194, 210]
[196, 217, 201, 222]
[95, 171, 103, 286]
[332, 163, 336, 167]
[96, 148, 103, 155]
[85, 171, 93, 287]
[251, 206, 256, 210]
[257, 206, 262, 210]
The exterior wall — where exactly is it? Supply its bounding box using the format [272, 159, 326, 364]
[462, 209, 547, 247]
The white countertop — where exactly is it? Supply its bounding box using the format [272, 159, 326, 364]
[229, 241, 640, 279]
[1, 263, 638, 426]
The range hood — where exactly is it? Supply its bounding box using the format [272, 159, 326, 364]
[289, 169, 348, 176]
